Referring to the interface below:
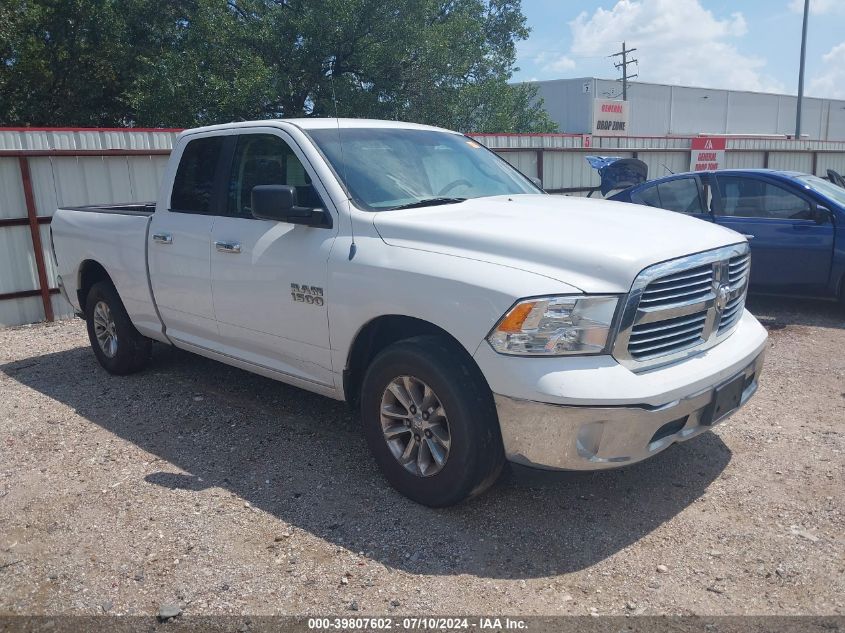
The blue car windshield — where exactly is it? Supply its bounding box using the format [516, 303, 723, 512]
[797, 175, 845, 207]
[307, 127, 541, 211]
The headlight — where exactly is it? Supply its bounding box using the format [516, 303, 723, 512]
[487, 295, 619, 356]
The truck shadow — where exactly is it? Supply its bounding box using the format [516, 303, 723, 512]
[1, 344, 731, 579]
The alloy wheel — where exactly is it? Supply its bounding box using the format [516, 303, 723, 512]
[379, 375, 451, 477]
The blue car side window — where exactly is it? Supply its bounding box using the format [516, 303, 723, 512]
[656, 178, 706, 215]
[716, 176, 812, 220]
[633, 179, 705, 214]
[632, 183, 661, 207]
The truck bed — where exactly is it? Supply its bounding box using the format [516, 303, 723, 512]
[61, 202, 156, 216]
[51, 203, 164, 340]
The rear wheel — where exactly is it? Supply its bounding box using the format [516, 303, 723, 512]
[360, 335, 504, 506]
[85, 281, 151, 375]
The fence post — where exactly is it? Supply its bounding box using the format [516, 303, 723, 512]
[536, 149, 544, 187]
[18, 156, 54, 322]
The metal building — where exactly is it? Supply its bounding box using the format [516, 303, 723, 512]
[529, 77, 845, 140]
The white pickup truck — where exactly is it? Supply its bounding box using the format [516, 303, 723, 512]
[51, 119, 767, 506]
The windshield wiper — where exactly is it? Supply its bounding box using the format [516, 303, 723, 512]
[389, 197, 467, 210]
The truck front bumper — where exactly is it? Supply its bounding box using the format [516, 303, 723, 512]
[475, 310, 768, 470]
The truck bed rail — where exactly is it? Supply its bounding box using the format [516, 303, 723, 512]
[61, 203, 155, 216]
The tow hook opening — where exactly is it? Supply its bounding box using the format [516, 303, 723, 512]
[649, 416, 689, 446]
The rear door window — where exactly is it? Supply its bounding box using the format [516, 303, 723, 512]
[631, 177, 705, 214]
[171, 136, 225, 213]
[656, 177, 706, 214]
[631, 183, 661, 207]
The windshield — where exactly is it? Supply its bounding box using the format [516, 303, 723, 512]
[797, 174, 845, 207]
[307, 127, 541, 211]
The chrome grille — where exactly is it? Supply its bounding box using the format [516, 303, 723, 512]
[728, 253, 750, 285]
[628, 311, 707, 359]
[613, 244, 751, 371]
[637, 264, 714, 309]
[718, 253, 751, 332]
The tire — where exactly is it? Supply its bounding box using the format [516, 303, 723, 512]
[360, 335, 505, 507]
[839, 277, 845, 309]
[85, 280, 151, 375]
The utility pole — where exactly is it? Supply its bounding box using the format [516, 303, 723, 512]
[795, 0, 809, 139]
[610, 41, 638, 101]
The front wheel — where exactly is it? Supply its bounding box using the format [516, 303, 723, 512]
[839, 277, 845, 310]
[85, 281, 151, 375]
[360, 336, 504, 507]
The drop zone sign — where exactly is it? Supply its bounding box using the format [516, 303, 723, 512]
[592, 99, 629, 136]
[690, 137, 726, 171]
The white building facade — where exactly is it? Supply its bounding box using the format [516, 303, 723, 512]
[529, 77, 845, 141]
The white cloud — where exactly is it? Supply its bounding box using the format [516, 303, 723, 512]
[788, 0, 844, 15]
[808, 42, 845, 98]
[569, 0, 784, 93]
[533, 52, 576, 74]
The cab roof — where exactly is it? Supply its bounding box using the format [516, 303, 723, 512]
[179, 118, 458, 138]
[676, 168, 809, 179]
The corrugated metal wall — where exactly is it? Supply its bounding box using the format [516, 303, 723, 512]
[475, 134, 845, 195]
[2, 127, 844, 328]
[0, 129, 178, 328]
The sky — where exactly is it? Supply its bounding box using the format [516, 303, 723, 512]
[513, 0, 845, 98]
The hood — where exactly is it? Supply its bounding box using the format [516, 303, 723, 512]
[373, 194, 744, 293]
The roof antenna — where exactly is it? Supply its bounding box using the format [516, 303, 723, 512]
[330, 60, 356, 260]
[662, 163, 675, 175]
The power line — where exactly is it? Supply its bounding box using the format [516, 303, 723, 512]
[609, 41, 637, 101]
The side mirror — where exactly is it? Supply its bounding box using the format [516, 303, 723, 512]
[251, 185, 330, 227]
[814, 205, 832, 224]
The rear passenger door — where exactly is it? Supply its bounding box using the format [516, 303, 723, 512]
[208, 130, 338, 387]
[713, 175, 834, 293]
[148, 134, 226, 348]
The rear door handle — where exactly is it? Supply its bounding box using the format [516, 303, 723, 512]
[152, 233, 172, 245]
[214, 240, 241, 254]
[743, 234, 754, 241]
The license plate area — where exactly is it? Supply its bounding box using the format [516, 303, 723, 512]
[702, 372, 747, 426]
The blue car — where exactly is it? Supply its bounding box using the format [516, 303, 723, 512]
[610, 169, 845, 302]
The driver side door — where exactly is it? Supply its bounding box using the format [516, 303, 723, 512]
[209, 130, 339, 387]
[713, 175, 834, 293]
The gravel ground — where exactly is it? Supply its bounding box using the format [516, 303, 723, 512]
[0, 296, 843, 617]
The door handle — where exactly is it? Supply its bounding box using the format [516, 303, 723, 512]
[152, 233, 172, 245]
[743, 234, 755, 241]
[214, 240, 242, 254]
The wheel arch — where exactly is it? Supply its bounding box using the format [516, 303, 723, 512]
[77, 260, 113, 310]
[343, 314, 489, 407]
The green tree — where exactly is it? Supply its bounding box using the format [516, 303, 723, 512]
[0, 0, 557, 132]
[1, 0, 133, 125]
